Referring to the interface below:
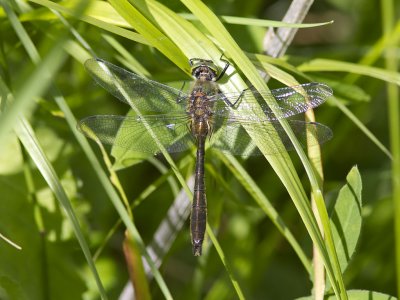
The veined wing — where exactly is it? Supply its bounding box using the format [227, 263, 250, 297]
[78, 114, 194, 154]
[210, 119, 333, 156]
[210, 83, 333, 121]
[84, 58, 187, 113]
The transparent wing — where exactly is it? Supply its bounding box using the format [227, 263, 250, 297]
[210, 119, 333, 155]
[210, 83, 333, 121]
[78, 114, 194, 154]
[84, 58, 187, 112]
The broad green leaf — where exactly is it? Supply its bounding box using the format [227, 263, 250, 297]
[330, 166, 363, 273]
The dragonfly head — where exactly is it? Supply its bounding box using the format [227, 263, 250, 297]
[190, 59, 218, 82]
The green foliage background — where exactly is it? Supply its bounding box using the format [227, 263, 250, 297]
[0, 0, 399, 299]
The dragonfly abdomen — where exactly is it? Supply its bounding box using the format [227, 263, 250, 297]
[191, 136, 207, 256]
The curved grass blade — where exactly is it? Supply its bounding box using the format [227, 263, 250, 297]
[180, 13, 333, 28]
[299, 59, 400, 86]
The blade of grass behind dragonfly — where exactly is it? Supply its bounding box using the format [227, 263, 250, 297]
[255, 49, 329, 295]
[179, 0, 347, 298]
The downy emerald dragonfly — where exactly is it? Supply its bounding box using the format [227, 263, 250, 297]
[78, 58, 333, 256]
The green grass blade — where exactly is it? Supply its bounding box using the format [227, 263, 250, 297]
[381, 0, 400, 298]
[299, 59, 400, 85]
[180, 13, 333, 28]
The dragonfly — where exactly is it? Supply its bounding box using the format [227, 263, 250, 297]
[78, 57, 333, 256]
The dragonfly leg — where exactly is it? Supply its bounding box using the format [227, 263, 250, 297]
[214, 54, 230, 81]
[176, 81, 187, 103]
[221, 87, 250, 108]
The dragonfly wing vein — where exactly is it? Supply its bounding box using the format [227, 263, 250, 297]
[211, 83, 333, 121]
[78, 114, 194, 154]
[210, 119, 333, 155]
[84, 59, 187, 112]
